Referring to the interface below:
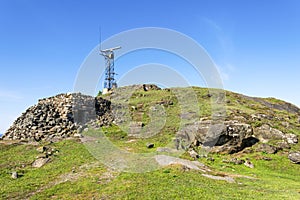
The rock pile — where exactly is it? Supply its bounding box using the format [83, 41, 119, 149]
[1, 93, 112, 141]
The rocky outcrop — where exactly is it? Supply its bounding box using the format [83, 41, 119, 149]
[175, 119, 298, 155]
[176, 120, 259, 154]
[1, 93, 112, 141]
[254, 124, 298, 145]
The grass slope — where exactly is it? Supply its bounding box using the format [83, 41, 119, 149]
[1, 86, 300, 199]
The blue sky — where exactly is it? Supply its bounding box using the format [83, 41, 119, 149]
[0, 0, 300, 133]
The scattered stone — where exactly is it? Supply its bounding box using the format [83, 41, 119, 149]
[256, 143, 278, 154]
[46, 149, 54, 157]
[188, 149, 199, 160]
[73, 133, 83, 138]
[283, 133, 298, 144]
[244, 159, 254, 168]
[36, 146, 46, 153]
[230, 158, 245, 165]
[32, 158, 50, 168]
[262, 157, 272, 161]
[146, 143, 154, 148]
[251, 113, 272, 120]
[11, 171, 18, 179]
[288, 152, 300, 164]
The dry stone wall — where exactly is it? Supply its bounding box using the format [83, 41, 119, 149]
[1, 93, 112, 141]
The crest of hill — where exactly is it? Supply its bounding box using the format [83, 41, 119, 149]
[0, 84, 299, 156]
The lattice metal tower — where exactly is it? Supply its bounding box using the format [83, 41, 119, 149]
[100, 46, 121, 91]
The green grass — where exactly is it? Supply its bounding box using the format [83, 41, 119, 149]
[0, 140, 97, 199]
[1, 139, 300, 199]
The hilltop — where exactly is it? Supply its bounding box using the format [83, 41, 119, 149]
[0, 85, 299, 199]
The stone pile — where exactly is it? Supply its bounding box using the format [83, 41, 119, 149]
[1, 93, 112, 141]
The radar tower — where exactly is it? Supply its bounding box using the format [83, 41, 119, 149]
[100, 46, 121, 93]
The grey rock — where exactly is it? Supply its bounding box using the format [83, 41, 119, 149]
[182, 120, 258, 154]
[254, 124, 285, 143]
[11, 171, 18, 179]
[83, 128, 89, 132]
[244, 160, 254, 168]
[262, 157, 272, 161]
[73, 133, 83, 138]
[188, 149, 199, 159]
[284, 133, 298, 144]
[36, 146, 46, 153]
[288, 152, 300, 164]
[32, 158, 50, 168]
[256, 143, 278, 154]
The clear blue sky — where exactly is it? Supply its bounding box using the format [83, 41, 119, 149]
[1, 0, 300, 133]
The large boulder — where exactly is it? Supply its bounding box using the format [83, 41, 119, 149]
[176, 120, 259, 154]
[254, 124, 285, 143]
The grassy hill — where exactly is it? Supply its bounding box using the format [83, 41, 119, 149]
[1, 86, 299, 199]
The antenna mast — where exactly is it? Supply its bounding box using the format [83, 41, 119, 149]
[100, 46, 121, 93]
